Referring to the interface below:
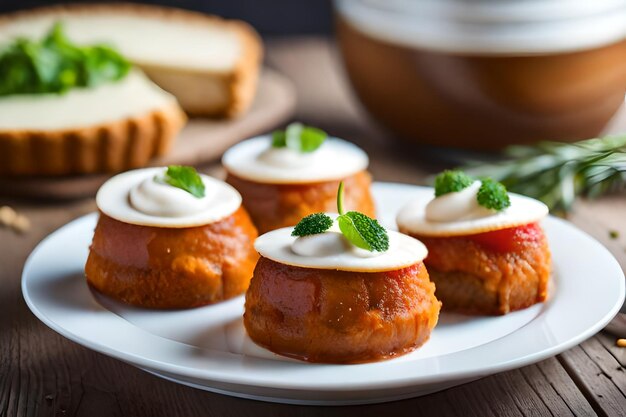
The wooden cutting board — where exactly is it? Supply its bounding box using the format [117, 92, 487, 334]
[0, 68, 296, 200]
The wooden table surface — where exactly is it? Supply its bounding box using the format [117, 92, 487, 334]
[2, 38, 625, 417]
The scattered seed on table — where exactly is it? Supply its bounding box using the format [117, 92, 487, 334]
[0, 206, 17, 226]
[13, 214, 31, 233]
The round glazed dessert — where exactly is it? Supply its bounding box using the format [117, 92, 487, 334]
[397, 171, 551, 315]
[244, 184, 440, 363]
[222, 123, 375, 233]
[85, 166, 258, 309]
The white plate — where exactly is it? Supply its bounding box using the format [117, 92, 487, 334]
[22, 183, 625, 405]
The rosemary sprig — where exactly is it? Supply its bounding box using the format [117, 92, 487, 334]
[462, 135, 626, 213]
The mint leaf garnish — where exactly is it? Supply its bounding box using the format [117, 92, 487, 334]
[291, 213, 333, 237]
[0, 22, 131, 96]
[434, 170, 474, 197]
[337, 211, 389, 252]
[336, 181, 389, 252]
[477, 178, 511, 211]
[271, 130, 286, 147]
[271, 122, 327, 153]
[162, 165, 205, 198]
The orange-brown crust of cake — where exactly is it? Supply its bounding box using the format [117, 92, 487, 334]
[244, 257, 440, 364]
[404, 224, 551, 315]
[0, 102, 186, 176]
[225, 170, 376, 233]
[85, 208, 258, 309]
[0, 3, 263, 118]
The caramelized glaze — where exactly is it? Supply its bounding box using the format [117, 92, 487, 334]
[244, 257, 440, 363]
[85, 208, 258, 308]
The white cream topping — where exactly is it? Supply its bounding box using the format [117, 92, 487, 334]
[290, 219, 384, 259]
[255, 226, 427, 273]
[397, 189, 549, 237]
[129, 174, 217, 217]
[425, 181, 495, 222]
[0, 70, 177, 131]
[222, 135, 369, 184]
[257, 146, 321, 169]
[97, 167, 242, 228]
[292, 231, 350, 257]
[0, 13, 241, 71]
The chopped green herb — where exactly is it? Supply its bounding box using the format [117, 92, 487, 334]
[434, 170, 474, 197]
[162, 165, 205, 198]
[271, 122, 327, 153]
[609, 230, 620, 240]
[292, 213, 333, 237]
[336, 181, 389, 252]
[0, 22, 131, 96]
[477, 178, 511, 211]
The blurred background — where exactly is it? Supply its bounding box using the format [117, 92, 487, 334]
[0, 0, 625, 203]
[0, 0, 334, 35]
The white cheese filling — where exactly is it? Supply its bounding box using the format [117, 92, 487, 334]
[0, 70, 177, 131]
[0, 13, 241, 71]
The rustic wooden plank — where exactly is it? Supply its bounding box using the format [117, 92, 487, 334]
[597, 331, 626, 368]
[520, 359, 597, 417]
[559, 337, 626, 417]
[580, 337, 626, 398]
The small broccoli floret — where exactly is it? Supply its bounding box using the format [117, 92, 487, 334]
[477, 178, 511, 211]
[434, 170, 474, 197]
[291, 213, 333, 237]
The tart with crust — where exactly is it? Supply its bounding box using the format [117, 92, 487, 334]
[397, 170, 551, 315]
[244, 183, 440, 363]
[223, 123, 376, 233]
[85, 166, 258, 309]
[0, 3, 262, 118]
[0, 24, 186, 176]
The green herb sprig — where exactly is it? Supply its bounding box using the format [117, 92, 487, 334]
[272, 122, 327, 153]
[162, 165, 205, 198]
[462, 135, 626, 212]
[0, 22, 131, 96]
[336, 182, 389, 252]
[291, 182, 389, 252]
